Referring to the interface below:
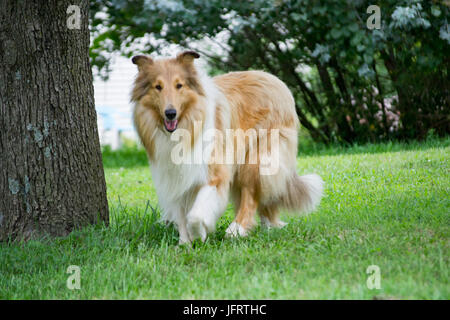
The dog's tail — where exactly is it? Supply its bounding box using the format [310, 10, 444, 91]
[280, 173, 324, 213]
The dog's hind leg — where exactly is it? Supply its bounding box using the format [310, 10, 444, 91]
[226, 186, 258, 237]
[259, 204, 287, 229]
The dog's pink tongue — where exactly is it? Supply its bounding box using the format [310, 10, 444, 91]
[164, 119, 178, 132]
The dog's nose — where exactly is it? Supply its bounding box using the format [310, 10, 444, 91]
[165, 108, 177, 120]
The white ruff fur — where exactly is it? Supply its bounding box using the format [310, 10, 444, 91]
[147, 67, 225, 243]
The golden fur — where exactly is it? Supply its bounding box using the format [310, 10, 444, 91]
[131, 51, 323, 243]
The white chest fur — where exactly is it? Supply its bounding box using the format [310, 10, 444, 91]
[150, 91, 217, 221]
[143, 69, 222, 222]
[150, 130, 210, 219]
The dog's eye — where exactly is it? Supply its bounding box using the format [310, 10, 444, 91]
[176, 83, 183, 89]
[155, 85, 162, 91]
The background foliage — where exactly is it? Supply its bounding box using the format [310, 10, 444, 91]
[89, 0, 449, 144]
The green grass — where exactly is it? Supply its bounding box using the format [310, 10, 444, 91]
[1, 138, 449, 299]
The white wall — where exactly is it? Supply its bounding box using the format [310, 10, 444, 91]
[94, 55, 138, 148]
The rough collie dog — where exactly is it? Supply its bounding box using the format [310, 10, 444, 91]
[131, 51, 323, 244]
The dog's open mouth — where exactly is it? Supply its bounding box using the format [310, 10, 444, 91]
[164, 119, 178, 132]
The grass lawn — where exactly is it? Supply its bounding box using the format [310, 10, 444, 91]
[1, 138, 449, 299]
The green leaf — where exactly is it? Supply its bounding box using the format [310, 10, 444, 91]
[363, 53, 373, 64]
[431, 5, 441, 17]
[349, 23, 359, 33]
[330, 28, 342, 39]
[357, 44, 366, 52]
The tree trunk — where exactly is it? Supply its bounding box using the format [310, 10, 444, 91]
[0, 0, 109, 241]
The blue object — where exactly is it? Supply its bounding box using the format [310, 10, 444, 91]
[96, 106, 134, 131]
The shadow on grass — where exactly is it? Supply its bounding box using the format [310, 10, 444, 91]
[104, 199, 233, 250]
[109, 199, 246, 249]
[107, 199, 180, 248]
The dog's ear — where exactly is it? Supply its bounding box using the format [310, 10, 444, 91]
[132, 55, 153, 70]
[177, 51, 200, 64]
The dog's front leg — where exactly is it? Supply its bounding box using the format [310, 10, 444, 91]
[163, 204, 190, 245]
[176, 213, 191, 245]
[186, 184, 228, 242]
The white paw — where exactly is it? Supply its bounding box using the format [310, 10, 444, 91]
[260, 216, 287, 229]
[225, 221, 247, 238]
[186, 216, 207, 242]
[178, 234, 191, 245]
[276, 220, 288, 228]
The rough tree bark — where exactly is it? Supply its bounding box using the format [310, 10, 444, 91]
[0, 0, 109, 241]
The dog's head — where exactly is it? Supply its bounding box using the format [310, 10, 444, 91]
[131, 51, 205, 133]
